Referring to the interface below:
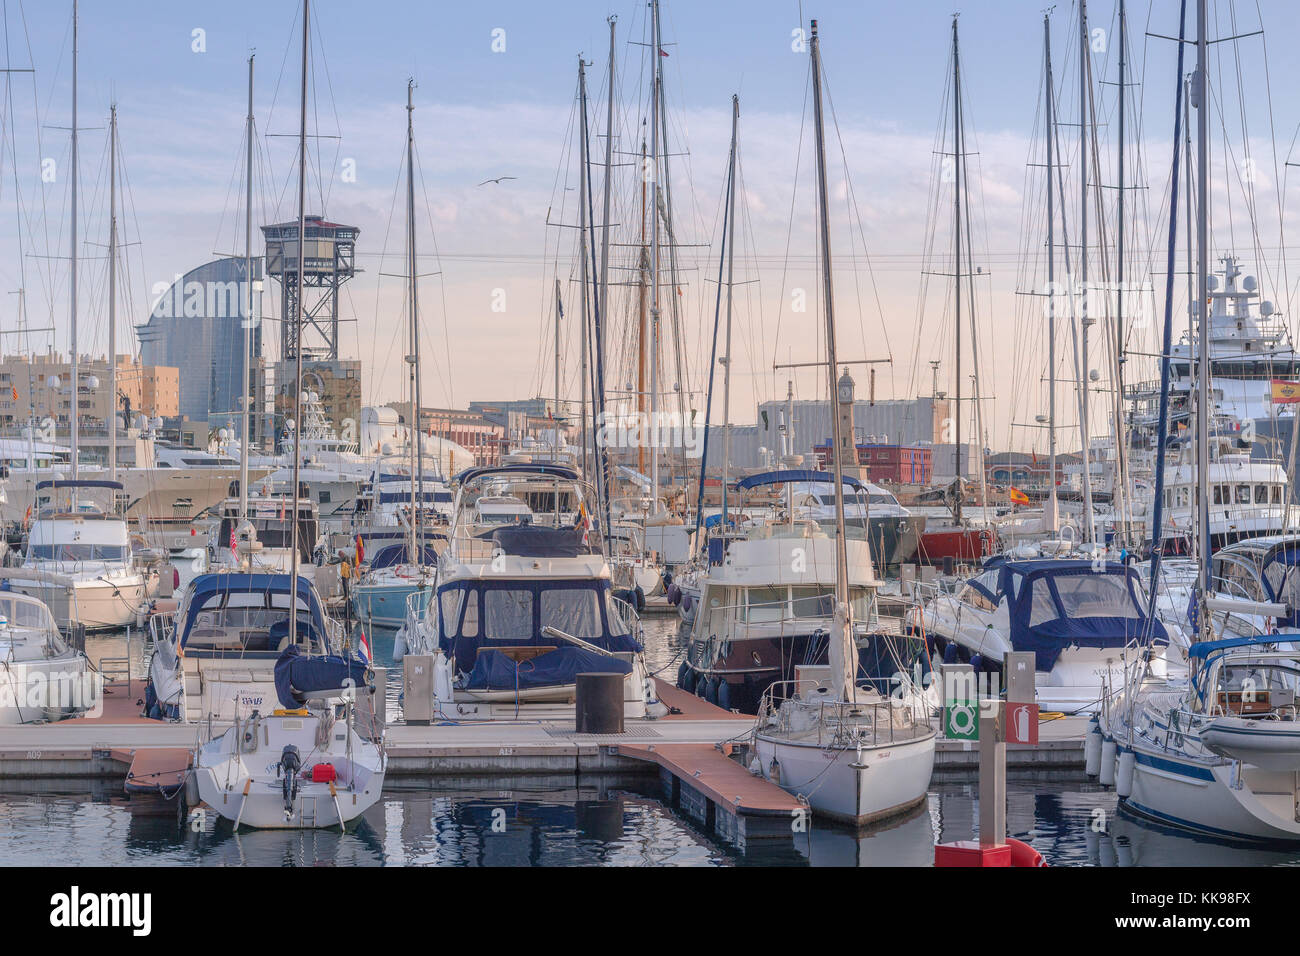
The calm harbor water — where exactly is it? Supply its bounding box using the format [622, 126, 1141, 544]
[44, 614, 1297, 866]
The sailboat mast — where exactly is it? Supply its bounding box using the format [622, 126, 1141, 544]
[637, 140, 648, 477]
[1194, 0, 1211, 612]
[69, 0, 78, 480]
[406, 78, 424, 561]
[241, 53, 254, 523]
[809, 20, 852, 704]
[108, 105, 117, 484]
[289, 0, 308, 648]
[720, 95, 739, 533]
[599, 16, 616, 355]
[1115, 0, 1129, 540]
[951, 16, 962, 525]
[1045, 15, 1058, 532]
[648, 0, 662, 513]
[1078, 0, 1096, 543]
[578, 57, 593, 481]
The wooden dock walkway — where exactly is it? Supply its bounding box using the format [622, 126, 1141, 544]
[614, 742, 802, 849]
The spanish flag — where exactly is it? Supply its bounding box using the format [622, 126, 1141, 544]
[1009, 486, 1030, 506]
[354, 533, 365, 565]
[1272, 380, 1300, 404]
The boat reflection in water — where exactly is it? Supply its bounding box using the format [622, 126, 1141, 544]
[4, 775, 1300, 865]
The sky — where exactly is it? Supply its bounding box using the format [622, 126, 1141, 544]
[3, 0, 1300, 453]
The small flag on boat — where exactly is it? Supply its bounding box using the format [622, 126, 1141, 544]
[355, 533, 365, 565]
[8, 386, 15, 401]
[659, 47, 669, 57]
[1009, 486, 1029, 505]
[1272, 380, 1300, 404]
[229, 525, 237, 558]
[358, 629, 371, 663]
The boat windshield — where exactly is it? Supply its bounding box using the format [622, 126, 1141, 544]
[27, 543, 128, 562]
[0, 595, 65, 661]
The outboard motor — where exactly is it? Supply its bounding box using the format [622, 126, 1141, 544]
[279, 744, 302, 819]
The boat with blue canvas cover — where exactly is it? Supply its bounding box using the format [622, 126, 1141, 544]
[145, 571, 343, 723]
[399, 463, 665, 719]
[920, 558, 1179, 713]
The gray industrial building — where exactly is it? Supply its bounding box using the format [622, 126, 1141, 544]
[714, 394, 977, 480]
[136, 256, 264, 437]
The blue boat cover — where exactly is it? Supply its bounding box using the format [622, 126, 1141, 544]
[1259, 542, 1300, 628]
[463, 645, 630, 691]
[489, 526, 595, 557]
[453, 463, 580, 485]
[370, 543, 439, 569]
[437, 579, 642, 670]
[993, 559, 1168, 670]
[735, 469, 867, 492]
[273, 645, 371, 708]
[179, 573, 327, 650]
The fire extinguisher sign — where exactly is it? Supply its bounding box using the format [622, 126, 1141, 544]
[1006, 701, 1039, 745]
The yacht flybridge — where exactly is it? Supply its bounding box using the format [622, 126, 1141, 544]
[1, 480, 158, 630]
[398, 463, 664, 720]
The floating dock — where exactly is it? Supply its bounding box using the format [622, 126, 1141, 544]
[0, 675, 1090, 849]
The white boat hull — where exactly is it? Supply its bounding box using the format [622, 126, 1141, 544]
[10, 577, 151, 631]
[1122, 742, 1300, 843]
[193, 714, 385, 830]
[754, 729, 936, 826]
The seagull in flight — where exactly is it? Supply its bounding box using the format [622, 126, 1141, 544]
[477, 175, 518, 186]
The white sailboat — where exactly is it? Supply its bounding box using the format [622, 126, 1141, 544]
[750, 22, 934, 826]
[1099, 0, 1300, 844]
[188, 1, 384, 830]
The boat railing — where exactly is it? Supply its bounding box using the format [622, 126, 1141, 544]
[756, 678, 928, 748]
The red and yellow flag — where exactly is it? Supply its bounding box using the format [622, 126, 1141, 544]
[1272, 380, 1300, 404]
[1009, 486, 1030, 506]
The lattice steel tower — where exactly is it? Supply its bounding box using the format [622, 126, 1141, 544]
[261, 215, 359, 361]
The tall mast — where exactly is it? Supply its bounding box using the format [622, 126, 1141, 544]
[1114, 0, 1129, 540]
[107, 104, 117, 484]
[809, 20, 852, 702]
[1194, 0, 1211, 620]
[578, 56, 593, 480]
[720, 95, 739, 533]
[637, 139, 648, 477]
[1045, 15, 1058, 532]
[406, 78, 424, 563]
[648, 0, 662, 513]
[240, 53, 254, 523]
[289, 0, 308, 648]
[951, 16, 962, 525]
[1078, 0, 1096, 543]
[69, 0, 78, 479]
[598, 16, 616, 358]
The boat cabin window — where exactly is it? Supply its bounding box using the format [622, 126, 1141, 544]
[1274, 486, 1284, 504]
[484, 589, 534, 640]
[540, 588, 603, 640]
[958, 584, 997, 613]
[1256, 485, 1269, 505]
[744, 586, 788, 623]
[1235, 484, 1251, 504]
[791, 587, 835, 618]
[1051, 573, 1138, 618]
